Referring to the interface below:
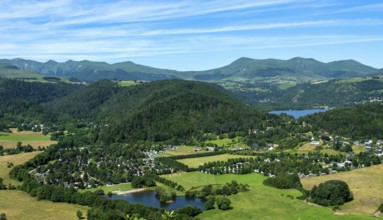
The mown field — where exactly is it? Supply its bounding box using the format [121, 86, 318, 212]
[0, 190, 88, 220]
[0, 128, 56, 149]
[177, 154, 254, 168]
[301, 164, 383, 216]
[163, 172, 376, 220]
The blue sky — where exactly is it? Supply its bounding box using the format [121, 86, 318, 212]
[1, 0, 383, 70]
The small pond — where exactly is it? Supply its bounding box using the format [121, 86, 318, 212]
[269, 109, 327, 119]
[110, 191, 205, 211]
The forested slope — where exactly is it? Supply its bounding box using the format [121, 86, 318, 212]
[302, 104, 383, 139]
[97, 80, 274, 143]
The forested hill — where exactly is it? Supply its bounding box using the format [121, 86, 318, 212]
[47, 79, 276, 144]
[302, 104, 383, 140]
[0, 79, 83, 128]
[97, 80, 275, 143]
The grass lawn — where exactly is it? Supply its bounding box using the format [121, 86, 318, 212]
[177, 154, 254, 168]
[0, 129, 56, 149]
[0, 151, 42, 186]
[301, 164, 383, 216]
[0, 190, 88, 220]
[164, 172, 376, 219]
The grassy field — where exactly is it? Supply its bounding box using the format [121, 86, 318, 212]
[81, 182, 133, 194]
[0, 151, 42, 186]
[160, 145, 214, 156]
[0, 129, 56, 149]
[205, 137, 248, 149]
[177, 154, 254, 168]
[301, 164, 383, 216]
[0, 190, 88, 220]
[163, 172, 375, 220]
[118, 80, 140, 87]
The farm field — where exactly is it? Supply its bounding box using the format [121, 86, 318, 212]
[164, 172, 376, 220]
[177, 154, 254, 168]
[0, 128, 56, 149]
[0, 151, 42, 186]
[0, 190, 88, 220]
[301, 164, 383, 216]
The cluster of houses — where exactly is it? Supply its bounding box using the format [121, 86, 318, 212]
[355, 139, 383, 156]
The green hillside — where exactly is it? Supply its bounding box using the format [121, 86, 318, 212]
[0, 63, 43, 80]
[1, 58, 179, 82]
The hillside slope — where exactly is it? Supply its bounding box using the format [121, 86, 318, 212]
[98, 80, 273, 143]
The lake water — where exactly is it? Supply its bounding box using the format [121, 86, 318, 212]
[110, 191, 205, 211]
[269, 109, 327, 119]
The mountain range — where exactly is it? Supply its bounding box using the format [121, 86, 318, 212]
[1, 57, 381, 83]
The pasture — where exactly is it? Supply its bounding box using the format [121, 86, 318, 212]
[0, 190, 88, 220]
[177, 154, 254, 168]
[301, 164, 383, 216]
[163, 172, 374, 220]
[0, 128, 56, 149]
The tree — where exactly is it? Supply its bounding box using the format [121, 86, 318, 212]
[0, 213, 6, 220]
[217, 197, 232, 210]
[175, 206, 201, 217]
[76, 210, 83, 219]
[310, 180, 353, 206]
[378, 203, 383, 212]
[204, 196, 216, 210]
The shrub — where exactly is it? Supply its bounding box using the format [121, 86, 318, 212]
[310, 180, 353, 206]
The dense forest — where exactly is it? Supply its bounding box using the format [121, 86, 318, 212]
[302, 104, 383, 140]
[231, 78, 383, 110]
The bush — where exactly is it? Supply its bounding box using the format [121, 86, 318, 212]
[378, 203, 383, 212]
[176, 205, 201, 217]
[217, 197, 232, 210]
[204, 196, 216, 210]
[310, 180, 353, 206]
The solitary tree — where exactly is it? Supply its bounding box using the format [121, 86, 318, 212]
[76, 210, 83, 219]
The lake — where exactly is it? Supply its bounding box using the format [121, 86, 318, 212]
[269, 109, 327, 119]
[110, 191, 205, 211]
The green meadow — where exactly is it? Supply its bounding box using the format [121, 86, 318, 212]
[163, 172, 376, 220]
[0, 129, 55, 149]
[81, 182, 133, 194]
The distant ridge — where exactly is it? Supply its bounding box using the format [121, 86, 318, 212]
[0, 57, 380, 82]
